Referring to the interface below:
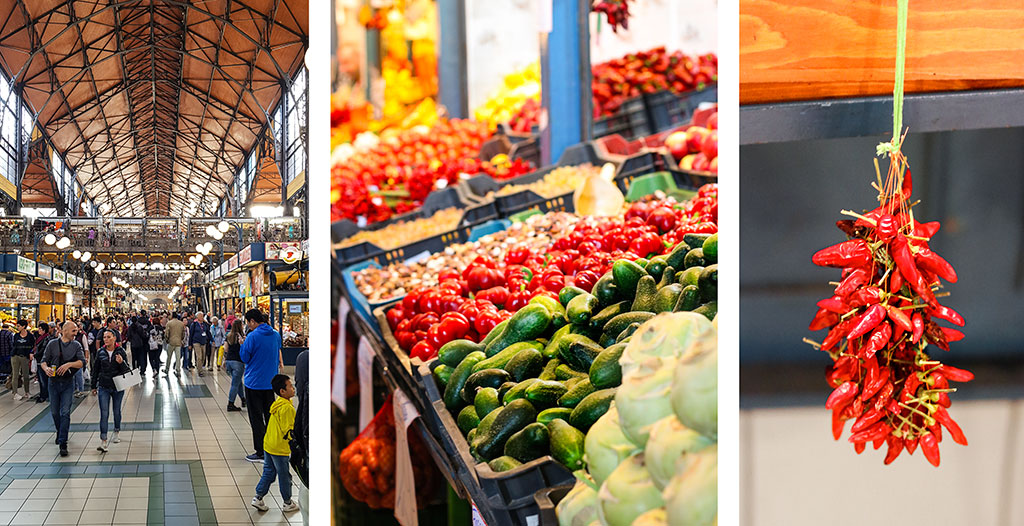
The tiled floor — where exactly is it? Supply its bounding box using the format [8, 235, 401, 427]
[0, 359, 302, 526]
[741, 398, 1024, 526]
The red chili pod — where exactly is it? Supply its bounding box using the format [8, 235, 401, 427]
[835, 268, 871, 297]
[851, 407, 885, 433]
[872, 436, 886, 450]
[933, 407, 967, 446]
[822, 319, 853, 351]
[937, 392, 951, 408]
[847, 287, 883, 309]
[825, 381, 859, 411]
[890, 234, 938, 307]
[913, 220, 941, 240]
[941, 327, 965, 343]
[831, 409, 845, 441]
[915, 248, 958, 284]
[911, 312, 925, 344]
[864, 321, 891, 359]
[939, 365, 974, 383]
[888, 268, 904, 294]
[883, 435, 904, 465]
[886, 305, 914, 333]
[847, 304, 886, 340]
[854, 441, 866, 454]
[816, 296, 848, 314]
[927, 305, 965, 327]
[809, 307, 840, 331]
[875, 213, 898, 241]
[904, 437, 919, 455]
[920, 432, 941, 467]
[861, 367, 890, 402]
[812, 239, 874, 268]
[848, 421, 890, 443]
[930, 423, 943, 443]
[872, 381, 895, 411]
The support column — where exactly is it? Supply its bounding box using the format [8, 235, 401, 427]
[540, 0, 592, 165]
[438, 0, 468, 118]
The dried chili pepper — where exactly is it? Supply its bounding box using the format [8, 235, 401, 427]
[883, 435, 904, 465]
[812, 239, 873, 268]
[836, 268, 871, 297]
[825, 381, 859, 411]
[916, 248, 958, 283]
[847, 304, 886, 340]
[938, 365, 974, 383]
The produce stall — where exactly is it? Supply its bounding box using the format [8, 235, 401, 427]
[333, 1, 719, 524]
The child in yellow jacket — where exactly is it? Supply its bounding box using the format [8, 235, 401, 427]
[251, 374, 300, 513]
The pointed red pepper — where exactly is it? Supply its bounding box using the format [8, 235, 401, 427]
[847, 287, 883, 309]
[854, 441, 866, 454]
[941, 327, 965, 343]
[812, 239, 873, 268]
[933, 407, 967, 446]
[825, 381, 859, 411]
[816, 296, 848, 314]
[904, 437, 918, 455]
[938, 365, 974, 383]
[915, 248, 958, 283]
[831, 408, 845, 440]
[847, 304, 886, 340]
[851, 407, 885, 433]
[835, 268, 871, 297]
[890, 234, 938, 307]
[886, 304, 914, 333]
[888, 268, 903, 294]
[884, 435, 904, 464]
[809, 307, 840, 331]
[911, 312, 925, 344]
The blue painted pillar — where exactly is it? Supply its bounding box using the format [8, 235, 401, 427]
[540, 0, 591, 165]
[438, 0, 468, 118]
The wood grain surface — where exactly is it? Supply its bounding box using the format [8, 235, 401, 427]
[740, 0, 1024, 104]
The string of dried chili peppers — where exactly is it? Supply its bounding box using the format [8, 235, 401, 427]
[806, 0, 972, 467]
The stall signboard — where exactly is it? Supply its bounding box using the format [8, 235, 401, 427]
[16, 256, 35, 276]
[238, 271, 251, 298]
[267, 242, 300, 261]
[238, 244, 252, 266]
[289, 303, 303, 314]
[65, 273, 76, 286]
[78, 276, 85, 289]
[52, 269, 66, 284]
[251, 264, 267, 295]
[37, 264, 52, 280]
[227, 254, 238, 271]
[0, 284, 39, 304]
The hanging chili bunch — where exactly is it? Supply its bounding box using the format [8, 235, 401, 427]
[592, 0, 633, 32]
[806, 149, 972, 467]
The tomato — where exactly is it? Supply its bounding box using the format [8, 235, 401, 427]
[385, 307, 404, 331]
[629, 233, 664, 258]
[474, 309, 503, 336]
[402, 290, 421, 314]
[646, 207, 678, 233]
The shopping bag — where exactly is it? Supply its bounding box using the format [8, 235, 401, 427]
[216, 345, 225, 367]
[112, 368, 141, 391]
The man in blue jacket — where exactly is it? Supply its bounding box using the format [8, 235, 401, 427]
[240, 308, 283, 463]
[188, 312, 210, 377]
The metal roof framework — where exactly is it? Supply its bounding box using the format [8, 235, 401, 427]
[0, 0, 308, 217]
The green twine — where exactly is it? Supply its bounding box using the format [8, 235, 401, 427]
[877, 0, 909, 157]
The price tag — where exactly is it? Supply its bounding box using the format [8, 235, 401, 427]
[357, 336, 375, 431]
[471, 500, 489, 526]
[392, 389, 420, 526]
[331, 298, 351, 411]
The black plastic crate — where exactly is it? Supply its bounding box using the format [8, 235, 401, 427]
[593, 96, 652, 140]
[508, 136, 541, 168]
[478, 129, 540, 169]
[534, 485, 574, 526]
[419, 358, 575, 526]
[614, 151, 675, 193]
[645, 84, 719, 133]
[670, 167, 718, 190]
[370, 303, 434, 413]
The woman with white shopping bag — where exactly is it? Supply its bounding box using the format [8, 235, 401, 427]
[91, 329, 132, 452]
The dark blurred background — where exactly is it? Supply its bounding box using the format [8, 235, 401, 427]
[740, 127, 1024, 405]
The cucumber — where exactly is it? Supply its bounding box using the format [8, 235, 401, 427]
[457, 405, 480, 434]
[525, 380, 569, 407]
[592, 272, 621, 306]
[502, 378, 540, 405]
[444, 351, 486, 410]
[675, 284, 702, 312]
[631, 275, 659, 313]
[432, 364, 453, 388]
[475, 399, 538, 461]
[644, 256, 668, 282]
[503, 422, 549, 463]
[497, 382, 517, 403]
[438, 339, 483, 368]
[655, 283, 684, 313]
[479, 320, 509, 349]
[547, 419, 585, 470]
[542, 325, 571, 359]
[554, 363, 589, 381]
[505, 347, 544, 382]
[530, 295, 567, 329]
[683, 233, 713, 250]
[665, 241, 692, 270]
[699, 264, 718, 302]
[612, 260, 648, 297]
[487, 455, 523, 472]
[589, 301, 630, 329]
[558, 334, 604, 372]
[569, 388, 616, 431]
[558, 378, 596, 408]
[462, 369, 513, 404]
[602, 312, 656, 339]
[683, 248, 706, 269]
[537, 407, 574, 425]
[616, 323, 641, 344]
[474, 387, 501, 419]
[657, 265, 677, 289]
[702, 233, 718, 263]
[566, 293, 600, 325]
[589, 343, 626, 389]
[678, 266, 704, 288]
[558, 286, 588, 307]
[538, 359, 561, 381]
[484, 305, 552, 357]
[694, 301, 718, 320]
[472, 406, 503, 451]
[472, 341, 544, 373]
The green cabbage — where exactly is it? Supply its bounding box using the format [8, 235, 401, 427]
[597, 453, 664, 526]
[557, 480, 599, 526]
[670, 333, 717, 439]
[644, 415, 714, 490]
[633, 508, 668, 526]
[615, 354, 677, 447]
[584, 404, 639, 487]
[664, 445, 717, 526]
[620, 313, 715, 378]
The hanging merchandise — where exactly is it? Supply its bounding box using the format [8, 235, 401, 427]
[806, 0, 971, 467]
[591, 0, 633, 33]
